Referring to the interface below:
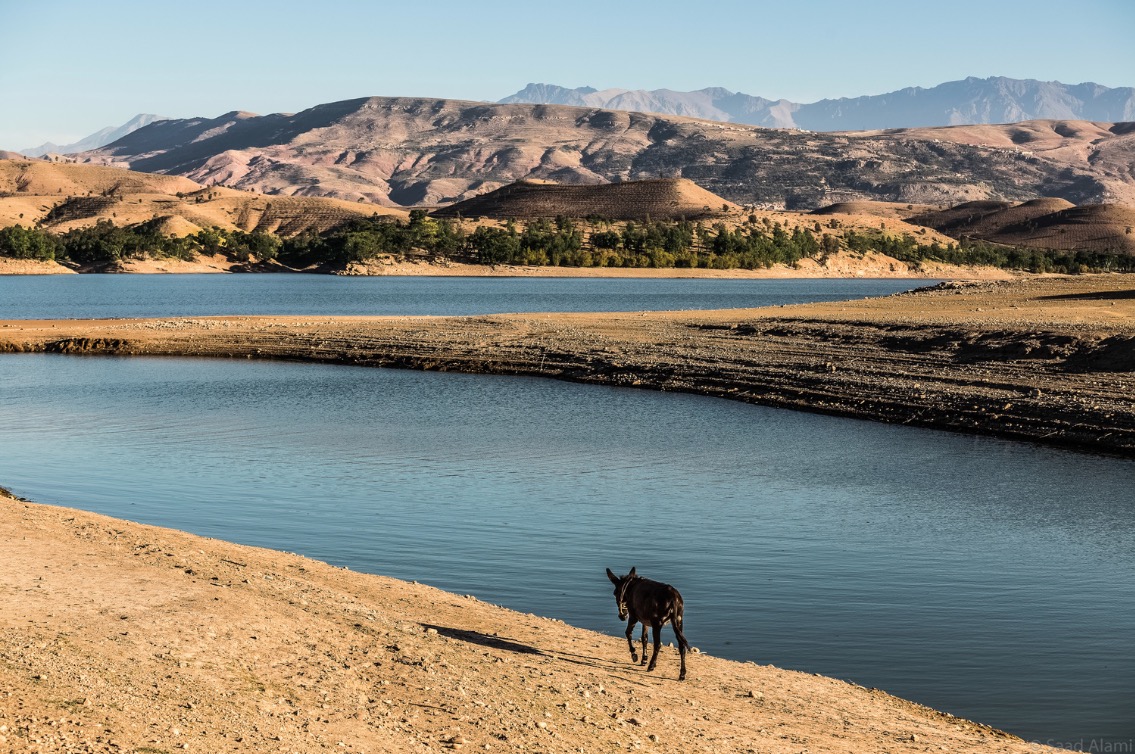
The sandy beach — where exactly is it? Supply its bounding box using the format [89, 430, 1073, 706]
[0, 490, 1054, 754]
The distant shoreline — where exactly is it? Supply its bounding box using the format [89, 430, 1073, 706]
[0, 253, 1017, 279]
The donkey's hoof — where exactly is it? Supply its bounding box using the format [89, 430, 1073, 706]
[679, 672, 687, 681]
[646, 663, 657, 672]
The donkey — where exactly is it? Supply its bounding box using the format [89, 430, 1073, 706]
[605, 567, 690, 680]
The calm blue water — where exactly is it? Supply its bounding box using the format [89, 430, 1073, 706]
[0, 354, 1132, 748]
[0, 274, 928, 318]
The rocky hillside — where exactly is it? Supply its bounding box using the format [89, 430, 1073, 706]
[502, 77, 1135, 130]
[73, 97, 1135, 209]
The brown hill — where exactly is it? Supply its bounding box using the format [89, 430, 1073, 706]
[912, 198, 1075, 239]
[73, 97, 1135, 209]
[912, 198, 1135, 254]
[432, 178, 737, 220]
[993, 204, 1135, 253]
[0, 158, 201, 197]
[0, 159, 404, 235]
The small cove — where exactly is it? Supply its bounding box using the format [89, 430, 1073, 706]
[1, 353, 1132, 746]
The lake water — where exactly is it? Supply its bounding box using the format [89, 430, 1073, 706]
[0, 354, 1132, 748]
[0, 274, 927, 318]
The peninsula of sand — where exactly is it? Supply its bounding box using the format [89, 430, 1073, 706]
[3, 275, 1131, 753]
[2, 275, 1133, 455]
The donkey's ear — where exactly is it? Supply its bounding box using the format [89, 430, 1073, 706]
[606, 568, 619, 585]
[628, 566, 636, 578]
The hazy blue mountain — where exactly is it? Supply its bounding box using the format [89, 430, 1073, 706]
[501, 83, 787, 126]
[500, 77, 1135, 130]
[20, 114, 168, 157]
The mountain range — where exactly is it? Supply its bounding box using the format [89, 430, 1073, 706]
[69, 95, 1135, 209]
[500, 77, 1135, 131]
[19, 114, 167, 158]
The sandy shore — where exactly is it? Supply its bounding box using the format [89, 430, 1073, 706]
[1, 275, 1133, 456]
[0, 490, 1054, 754]
[1, 252, 1018, 279]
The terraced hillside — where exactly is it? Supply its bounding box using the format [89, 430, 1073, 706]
[912, 199, 1135, 254]
[432, 178, 737, 220]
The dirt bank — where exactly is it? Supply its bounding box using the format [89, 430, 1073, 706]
[334, 253, 1014, 279]
[1, 275, 1133, 456]
[0, 491, 1053, 753]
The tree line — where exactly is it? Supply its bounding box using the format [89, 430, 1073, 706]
[2, 213, 1133, 274]
[0, 219, 280, 266]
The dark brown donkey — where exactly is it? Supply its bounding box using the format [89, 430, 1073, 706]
[605, 567, 690, 680]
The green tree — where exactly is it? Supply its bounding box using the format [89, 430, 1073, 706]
[0, 225, 59, 260]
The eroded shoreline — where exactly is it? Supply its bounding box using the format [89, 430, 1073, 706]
[3, 277, 1126, 752]
[2, 275, 1134, 456]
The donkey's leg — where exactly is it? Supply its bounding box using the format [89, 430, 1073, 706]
[625, 620, 639, 663]
[639, 624, 649, 666]
[672, 616, 690, 681]
[646, 623, 663, 672]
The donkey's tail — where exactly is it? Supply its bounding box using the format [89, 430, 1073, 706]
[675, 616, 690, 651]
[671, 598, 690, 652]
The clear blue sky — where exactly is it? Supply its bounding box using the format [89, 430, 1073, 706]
[2, 0, 1133, 149]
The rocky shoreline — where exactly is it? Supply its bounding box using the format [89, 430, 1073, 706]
[1, 276, 1133, 456]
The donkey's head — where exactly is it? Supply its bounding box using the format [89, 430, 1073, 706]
[606, 567, 637, 621]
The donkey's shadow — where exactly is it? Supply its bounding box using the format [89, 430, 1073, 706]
[422, 624, 544, 655]
[421, 624, 640, 677]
